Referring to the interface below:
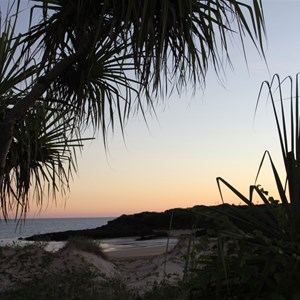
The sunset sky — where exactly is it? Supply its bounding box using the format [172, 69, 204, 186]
[6, 1, 300, 218]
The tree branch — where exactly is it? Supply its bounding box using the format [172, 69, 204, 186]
[0, 51, 83, 192]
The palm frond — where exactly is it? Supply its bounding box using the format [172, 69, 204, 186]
[216, 73, 300, 244]
[1, 102, 91, 219]
[257, 75, 300, 212]
[0, 0, 266, 219]
[24, 0, 266, 110]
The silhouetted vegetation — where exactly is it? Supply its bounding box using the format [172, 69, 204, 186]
[24, 204, 271, 241]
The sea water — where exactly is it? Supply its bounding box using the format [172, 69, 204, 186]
[0, 217, 114, 240]
[0, 217, 114, 251]
[0, 217, 177, 252]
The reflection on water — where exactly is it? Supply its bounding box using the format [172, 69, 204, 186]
[99, 237, 178, 252]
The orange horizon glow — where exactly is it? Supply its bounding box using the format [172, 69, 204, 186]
[3, 2, 298, 220]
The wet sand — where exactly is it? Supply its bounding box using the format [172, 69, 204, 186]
[106, 243, 176, 260]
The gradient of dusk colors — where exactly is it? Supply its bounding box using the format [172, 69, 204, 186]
[13, 1, 300, 218]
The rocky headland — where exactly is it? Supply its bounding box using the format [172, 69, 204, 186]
[23, 204, 266, 241]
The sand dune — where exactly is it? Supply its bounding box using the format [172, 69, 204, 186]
[0, 236, 189, 295]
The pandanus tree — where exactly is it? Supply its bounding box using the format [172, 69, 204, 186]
[191, 77, 300, 300]
[0, 0, 265, 219]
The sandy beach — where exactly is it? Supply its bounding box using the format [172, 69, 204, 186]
[105, 237, 178, 259]
[107, 244, 173, 259]
[110, 238, 188, 291]
[0, 235, 190, 296]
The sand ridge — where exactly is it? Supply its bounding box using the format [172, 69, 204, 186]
[111, 238, 188, 291]
[0, 236, 190, 294]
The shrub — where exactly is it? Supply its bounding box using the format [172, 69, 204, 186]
[184, 74, 300, 299]
[62, 236, 106, 258]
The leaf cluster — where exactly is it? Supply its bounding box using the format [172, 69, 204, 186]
[0, 0, 265, 218]
[186, 74, 300, 299]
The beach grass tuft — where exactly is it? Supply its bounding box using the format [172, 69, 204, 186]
[61, 236, 106, 258]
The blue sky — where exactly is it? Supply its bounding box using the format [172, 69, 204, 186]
[46, 0, 299, 218]
[3, 1, 300, 217]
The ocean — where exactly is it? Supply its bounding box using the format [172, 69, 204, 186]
[0, 217, 178, 252]
[0, 217, 114, 240]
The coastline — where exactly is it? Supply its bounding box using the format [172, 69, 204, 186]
[105, 239, 178, 260]
[0, 233, 191, 296]
[0, 204, 222, 297]
[0, 236, 179, 254]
